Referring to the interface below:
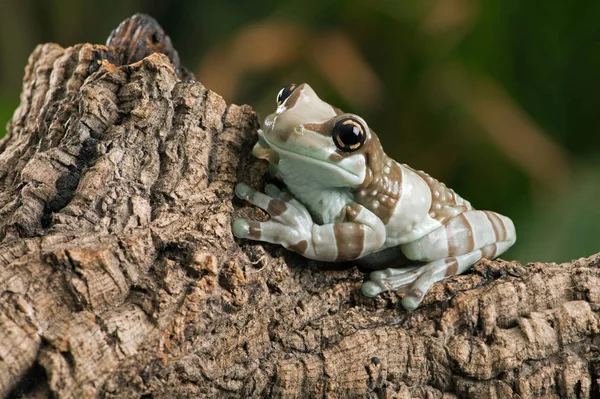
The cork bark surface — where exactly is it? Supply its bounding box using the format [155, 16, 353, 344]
[1, 14, 599, 399]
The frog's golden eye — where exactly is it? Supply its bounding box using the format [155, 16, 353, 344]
[332, 117, 367, 152]
[276, 84, 297, 106]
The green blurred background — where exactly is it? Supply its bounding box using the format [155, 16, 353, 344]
[1, 0, 599, 263]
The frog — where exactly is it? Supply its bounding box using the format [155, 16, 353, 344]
[233, 83, 516, 310]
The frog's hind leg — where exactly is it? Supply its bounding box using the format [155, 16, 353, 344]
[391, 243, 510, 310]
[361, 210, 516, 310]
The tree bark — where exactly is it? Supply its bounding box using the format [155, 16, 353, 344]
[1, 13, 599, 399]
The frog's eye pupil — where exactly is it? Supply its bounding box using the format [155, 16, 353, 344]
[332, 117, 367, 152]
[276, 84, 297, 106]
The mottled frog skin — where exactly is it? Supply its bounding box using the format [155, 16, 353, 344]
[233, 83, 516, 310]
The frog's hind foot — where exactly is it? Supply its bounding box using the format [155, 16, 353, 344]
[361, 266, 421, 297]
[361, 254, 479, 310]
[362, 242, 513, 310]
[362, 210, 516, 310]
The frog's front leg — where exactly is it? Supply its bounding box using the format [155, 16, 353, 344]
[362, 210, 516, 310]
[233, 183, 386, 261]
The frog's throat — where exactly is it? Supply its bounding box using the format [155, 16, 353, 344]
[260, 135, 365, 185]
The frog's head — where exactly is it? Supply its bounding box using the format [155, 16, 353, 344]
[256, 83, 384, 188]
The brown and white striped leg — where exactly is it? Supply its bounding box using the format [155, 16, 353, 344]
[361, 210, 516, 310]
[233, 183, 386, 261]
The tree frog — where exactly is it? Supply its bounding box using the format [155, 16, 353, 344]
[233, 83, 516, 310]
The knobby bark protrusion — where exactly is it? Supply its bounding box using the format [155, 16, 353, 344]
[1, 13, 599, 399]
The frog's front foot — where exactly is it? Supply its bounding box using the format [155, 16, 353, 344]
[233, 183, 313, 253]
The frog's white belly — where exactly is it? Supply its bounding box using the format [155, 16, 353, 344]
[382, 165, 443, 247]
[278, 156, 352, 224]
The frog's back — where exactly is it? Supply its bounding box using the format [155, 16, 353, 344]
[363, 162, 473, 248]
[408, 166, 473, 223]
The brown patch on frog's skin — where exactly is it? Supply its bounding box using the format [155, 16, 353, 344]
[485, 211, 501, 241]
[461, 214, 475, 252]
[484, 210, 507, 241]
[352, 132, 403, 225]
[328, 151, 344, 163]
[301, 118, 351, 163]
[447, 213, 474, 255]
[444, 258, 459, 277]
[334, 223, 365, 261]
[267, 199, 288, 217]
[302, 118, 335, 138]
[288, 240, 308, 254]
[253, 142, 280, 165]
[480, 243, 498, 259]
[411, 168, 473, 224]
[247, 221, 262, 240]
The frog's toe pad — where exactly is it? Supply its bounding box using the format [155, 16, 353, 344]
[232, 218, 261, 239]
[235, 183, 254, 200]
[264, 184, 281, 198]
[361, 281, 384, 297]
[362, 267, 430, 310]
[232, 218, 249, 238]
[401, 288, 426, 311]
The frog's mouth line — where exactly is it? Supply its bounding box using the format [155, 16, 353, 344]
[261, 133, 365, 184]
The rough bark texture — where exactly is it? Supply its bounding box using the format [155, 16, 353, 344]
[1, 14, 599, 399]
